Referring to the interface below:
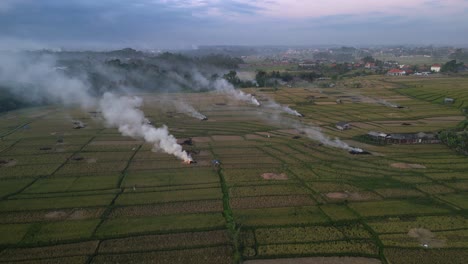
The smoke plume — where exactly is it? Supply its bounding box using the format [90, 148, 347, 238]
[174, 101, 207, 120]
[298, 126, 362, 152]
[263, 100, 303, 117]
[257, 99, 361, 152]
[0, 52, 191, 161]
[99, 93, 192, 162]
[212, 79, 260, 106]
[0, 52, 95, 108]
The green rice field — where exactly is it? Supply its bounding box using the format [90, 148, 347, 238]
[0, 75, 467, 263]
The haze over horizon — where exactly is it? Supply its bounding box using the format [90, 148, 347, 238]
[1, 0, 468, 50]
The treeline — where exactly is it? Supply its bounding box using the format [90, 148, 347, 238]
[439, 120, 468, 155]
[221, 70, 325, 88]
[69, 52, 246, 93]
[0, 89, 31, 113]
[441, 60, 465, 73]
[449, 49, 468, 62]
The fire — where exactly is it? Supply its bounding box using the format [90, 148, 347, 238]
[183, 155, 194, 164]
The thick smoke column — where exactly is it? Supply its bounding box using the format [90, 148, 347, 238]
[183, 70, 259, 106]
[100, 93, 192, 162]
[174, 101, 207, 120]
[0, 52, 192, 162]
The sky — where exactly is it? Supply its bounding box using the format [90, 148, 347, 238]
[0, 0, 467, 50]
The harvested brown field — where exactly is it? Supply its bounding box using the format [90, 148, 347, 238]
[349, 122, 377, 130]
[261, 173, 288, 180]
[245, 134, 264, 140]
[243, 257, 381, 264]
[314, 102, 337, 105]
[423, 116, 465, 122]
[277, 129, 301, 135]
[89, 140, 143, 145]
[192, 137, 212, 143]
[391, 163, 426, 169]
[0, 159, 17, 167]
[326, 192, 349, 199]
[408, 228, 446, 248]
[93, 246, 233, 264]
[0, 241, 98, 261]
[325, 192, 381, 201]
[45, 211, 68, 219]
[0, 208, 105, 224]
[108, 200, 223, 218]
[212, 135, 245, 141]
[99, 230, 229, 253]
[230, 195, 315, 209]
[1, 256, 89, 264]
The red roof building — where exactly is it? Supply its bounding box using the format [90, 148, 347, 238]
[387, 69, 406, 76]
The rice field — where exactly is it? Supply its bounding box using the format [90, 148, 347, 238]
[0, 76, 467, 263]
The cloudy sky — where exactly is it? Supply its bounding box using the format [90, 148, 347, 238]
[1, 0, 467, 50]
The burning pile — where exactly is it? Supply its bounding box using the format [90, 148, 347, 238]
[72, 120, 86, 129]
[349, 148, 371, 155]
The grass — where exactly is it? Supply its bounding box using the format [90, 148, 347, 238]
[0, 194, 115, 211]
[22, 219, 100, 244]
[0, 223, 31, 245]
[349, 199, 451, 217]
[122, 168, 220, 187]
[233, 206, 329, 226]
[95, 213, 226, 237]
[115, 188, 223, 206]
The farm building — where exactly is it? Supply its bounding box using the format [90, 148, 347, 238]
[367, 131, 440, 144]
[367, 131, 389, 143]
[444, 98, 455, 104]
[336, 121, 351, 131]
[387, 69, 406, 76]
[431, 64, 441, 72]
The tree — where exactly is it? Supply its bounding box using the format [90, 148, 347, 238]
[362, 56, 375, 63]
[255, 70, 267, 87]
[441, 60, 464, 73]
[223, 71, 240, 86]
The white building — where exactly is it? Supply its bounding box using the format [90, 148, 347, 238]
[431, 64, 441, 72]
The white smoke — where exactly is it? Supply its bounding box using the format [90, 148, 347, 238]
[263, 100, 303, 117]
[256, 98, 361, 152]
[0, 52, 191, 162]
[99, 93, 192, 162]
[377, 99, 401, 108]
[212, 79, 260, 106]
[174, 101, 206, 120]
[298, 126, 362, 152]
[0, 52, 96, 108]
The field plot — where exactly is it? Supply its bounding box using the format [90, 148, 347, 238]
[1, 77, 468, 263]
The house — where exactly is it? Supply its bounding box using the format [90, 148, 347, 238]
[387, 69, 406, 76]
[387, 132, 440, 144]
[444, 98, 455, 104]
[367, 131, 389, 142]
[336, 121, 351, 131]
[431, 64, 441, 72]
[365, 62, 376, 69]
[367, 131, 440, 144]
